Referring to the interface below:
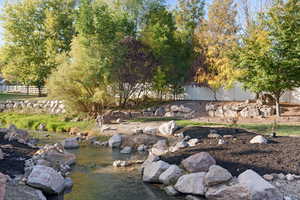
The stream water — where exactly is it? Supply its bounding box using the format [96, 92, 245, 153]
[59, 146, 182, 200]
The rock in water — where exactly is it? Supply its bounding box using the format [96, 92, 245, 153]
[158, 121, 178, 136]
[143, 161, 170, 183]
[120, 146, 132, 154]
[238, 169, 283, 200]
[181, 152, 216, 172]
[174, 173, 206, 195]
[250, 135, 268, 144]
[108, 134, 122, 148]
[204, 165, 232, 186]
[62, 138, 79, 149]
[164, 186, 179, 196]
[27, 165, 65, 194]
[159, 165, 183, 185]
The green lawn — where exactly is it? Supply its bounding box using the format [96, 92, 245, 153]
[0, 93, 41, 101]
[0, 112, 94, 132]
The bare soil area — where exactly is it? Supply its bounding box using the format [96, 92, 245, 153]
[161, 127, 300, 177]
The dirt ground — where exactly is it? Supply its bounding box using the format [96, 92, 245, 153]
[161, 126, 300, 177]
[0, 132, 36, 177]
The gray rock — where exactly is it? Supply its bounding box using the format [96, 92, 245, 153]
[151, 140, 169, 156]
[0, 149, 4, 160]
[62, 138, 79, 149]
[204, 165, 232, 186]
[63, 177, 73, 190]
[5, 183, 46, 200]
[143, 127, 158, 135]
[140, 153, 160, 173]
[175, 140, 189, 149]
[108, 134, 122, 148]
[250, 135, 268, 144]
[143, 161, 170, 183]
[238, 169, 284, 200]
[154, 107, 165, 116]
[218, 139, 227, 145]
[158, 121, 178, 136]
[120, 146, 132, 154]
[4, 125, 29, 144]
[174, 172, 206, 195]
[159, 165, 183, 185]
[205, 183, 251, 200]
[188, 138, 200, 147]
[181, 152, 216, 172]
[164, 186, 179, 196]
[137, 144, 147, 152]
[27, 165, 65, 194]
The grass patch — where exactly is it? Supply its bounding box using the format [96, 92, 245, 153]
[0, 93, 41, 101]
[0, 112, 94, 132]
[176, 120, 223, 127]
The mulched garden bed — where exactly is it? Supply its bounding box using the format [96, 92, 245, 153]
[162, 126, 300, 176]
[0, 132, 36, 177]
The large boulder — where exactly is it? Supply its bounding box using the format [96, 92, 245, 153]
[140, 153, 160, 173]
[62, 138, 79, 149]
[159, 165, 183, 185]
[174, 173, 206, 195]
[150, 140, 169, 156]
[108, 134, 122, 148]
[120, 146, 132, 154]
[250, 135, 268, 144]
[238, 170, 283, 200]
[158, 121, 178, 136]
[204, 165, 233, 186]
[27, 165, 65, 194]
[143, 127, 158, 135]
[181, 152, 216, 173]
[4, 183, 47, 200]
[4, 125, 29, 144]
[143, 161, 170, 183]
[34, 143, 76, 166]
[205, 184, 251, 200]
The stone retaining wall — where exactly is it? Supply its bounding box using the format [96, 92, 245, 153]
[0, 100, 66, 114]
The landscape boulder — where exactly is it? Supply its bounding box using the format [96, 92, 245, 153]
[188, 138, 200, 147]
[143, 127, 158, 135]
[205, 183, 251, 200]
[4, 183, 47, 200]
[164, 186, 179, 196]
[174, 172, 206, 195]
[27, 165, 65, 194]
[62, 138, 79, 149]
[140, 153, 160, 173]
[4, 125, 29, 144]
[159, 165, 183, 185]
[204, 165, 233, 186]
[250, 135, 268, 144]
[238, 169, 284, 200]
[150, 140, 169, 156]
[181, 152, 216, 172]
[108, 134, 122, 148]
[143, 161, 170, 183]
[158, 121, 178, 136]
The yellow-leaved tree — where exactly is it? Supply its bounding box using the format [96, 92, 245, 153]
[194, 0, 240, 98]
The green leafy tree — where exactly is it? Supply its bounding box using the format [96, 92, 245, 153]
[233, 0, 300, 116]
[0, 0, 75, 96]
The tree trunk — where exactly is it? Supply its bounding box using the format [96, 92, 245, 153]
[274, 93, 281, 117]
[38, 87, 42, 97]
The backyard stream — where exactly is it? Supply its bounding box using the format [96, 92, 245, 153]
[38, 137, 183, 200]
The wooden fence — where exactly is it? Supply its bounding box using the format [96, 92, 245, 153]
[0, 85, 47, 95]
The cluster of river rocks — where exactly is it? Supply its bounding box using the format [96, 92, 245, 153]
[0, 125, 75, 200]
[205, 101, 276, 118]
[0, 100, 66, 114]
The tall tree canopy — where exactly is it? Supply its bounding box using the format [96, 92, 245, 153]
[0, 0, 75, 95]
[233, 0, 300, 116]
[194, 0, 239, 93]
